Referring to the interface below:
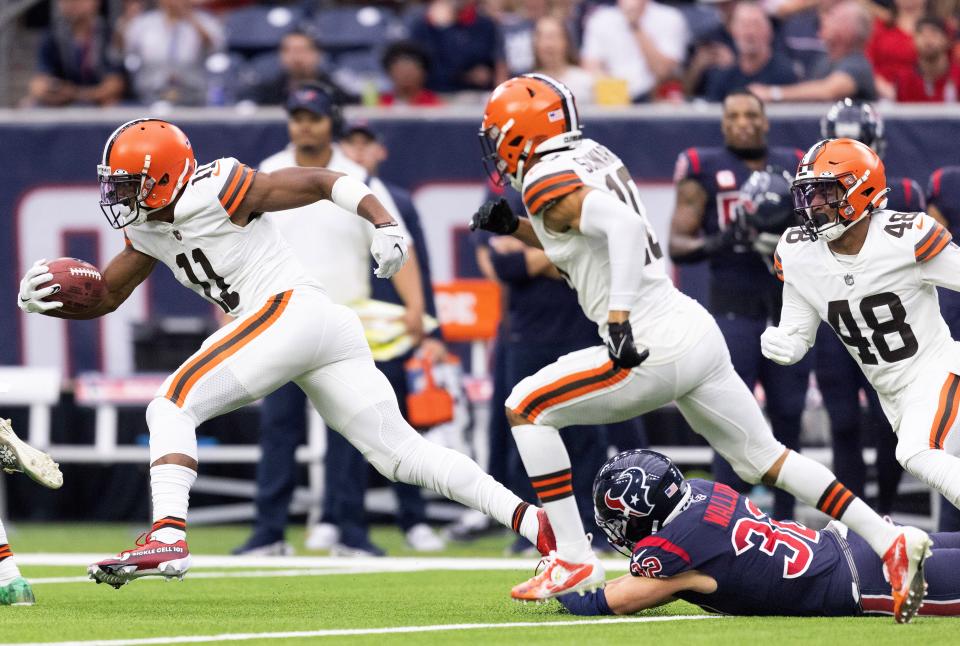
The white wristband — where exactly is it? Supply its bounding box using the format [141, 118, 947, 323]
[331, 174, 373, 214]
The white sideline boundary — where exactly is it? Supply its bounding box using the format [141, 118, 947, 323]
[22, 555, 630, 585]
[0, 616, 722, 646]
[19, 554, 631, 572]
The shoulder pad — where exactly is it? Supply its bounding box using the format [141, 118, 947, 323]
[630, 534, 692, 579]
[911, 212, 952, 263]
[521, 156, 584, 215]
[186, 158, 257, 217]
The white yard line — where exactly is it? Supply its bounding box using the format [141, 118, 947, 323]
[0, 616, 721, 646]
[19, 554, 629, 572]
[30, 568, 385, 585]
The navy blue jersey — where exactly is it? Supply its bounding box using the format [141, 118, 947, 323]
[630, 479, 858, 616]
[885, 176, 925, 213]
[674, 146, 803, 318]
[927, 166, 960, 237]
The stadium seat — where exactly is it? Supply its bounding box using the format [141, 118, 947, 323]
[311, 6, 399, 52]
[224, 5, 306, 57]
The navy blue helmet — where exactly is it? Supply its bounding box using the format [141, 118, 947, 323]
[737, 167, 796, 236]
[593, 449, 689, 556]
[821, 98, 886, 158]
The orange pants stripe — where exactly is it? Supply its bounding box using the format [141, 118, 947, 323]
[165, 291, 292, 407]
[931, 373, 960, 449]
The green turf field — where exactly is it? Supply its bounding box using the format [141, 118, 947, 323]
[1, 523, 956, 645]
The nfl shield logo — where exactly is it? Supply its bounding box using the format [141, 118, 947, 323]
[844, 274, 854, 286]
[716, 170, 737, 189]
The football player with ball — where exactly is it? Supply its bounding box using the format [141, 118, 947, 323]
[17, 118, 556, 590]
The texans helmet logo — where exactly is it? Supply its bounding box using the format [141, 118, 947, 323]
[603, 467, 655, 519]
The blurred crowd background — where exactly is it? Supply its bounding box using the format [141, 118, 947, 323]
[6, 0, 960, 109]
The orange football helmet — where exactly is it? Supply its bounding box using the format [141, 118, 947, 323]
[480, 73, 582, 190]
[98, 118, 196, 229]
[792, 137, 889, 242]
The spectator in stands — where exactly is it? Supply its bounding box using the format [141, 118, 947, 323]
[581, 0, 689, 102]
[25, 0, 124, 107]
[866, 0, 924, 88]
[379, 41, 443, 106]
[532, 15, 595, 103]
[700, 2, 798, 102]
[494, 0, 551, 76]
[409, 0, 507, 92]
[682, 0, 736, 97]
[241, 29, 336, 106]
[122, 0, 225, 106]
[750, 0, 876, 101]
[893, 16, 960, 102]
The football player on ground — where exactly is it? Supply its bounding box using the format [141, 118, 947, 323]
[763, 138, 960, 560]
[16, 118, 554, 589]
[471, 74, 931, 622]
[0, 418, 63, 606]
[557, 449, 960, 618]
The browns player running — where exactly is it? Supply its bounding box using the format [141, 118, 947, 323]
[765, 137, 960, 568]
[472, 74, 929, 622]
[17, 118, 554, 589]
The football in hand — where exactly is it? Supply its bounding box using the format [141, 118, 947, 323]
[41, 257, 105, 315]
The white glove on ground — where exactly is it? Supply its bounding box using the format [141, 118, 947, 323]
[370, 224, 409, 279]
[18, 259, 62, 314]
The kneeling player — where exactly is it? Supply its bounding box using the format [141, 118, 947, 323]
[558, 449, 960, 620]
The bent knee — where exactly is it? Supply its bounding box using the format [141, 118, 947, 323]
[895, 440, 930, 468]
[505, 406, 531, 427]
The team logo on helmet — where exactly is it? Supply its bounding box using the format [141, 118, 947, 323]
[603, 467, 655, 519]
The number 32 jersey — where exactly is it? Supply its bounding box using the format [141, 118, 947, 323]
[124, 158, 316, 318]
[520, 138, 713, 363]
[630, 479, 859, 615]
[774, 210, 960, 407]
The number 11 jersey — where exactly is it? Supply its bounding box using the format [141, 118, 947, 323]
[775, 210, 957, 408]
[124, 157, 316, 317]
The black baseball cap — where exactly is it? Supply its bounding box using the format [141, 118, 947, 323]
[341, 120, 380, 141]
[286, 83, 336, 117]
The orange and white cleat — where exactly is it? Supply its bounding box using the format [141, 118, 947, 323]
[882, 526, 933, 623]
[511, 551, 605, 602]
[535, 509, 556, 557]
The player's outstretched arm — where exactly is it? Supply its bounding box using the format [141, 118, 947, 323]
[19, 247, 156, 320]
[237, 168, 408, 279]
[558, 572, 714, 616]
[235, 167, 396, 229]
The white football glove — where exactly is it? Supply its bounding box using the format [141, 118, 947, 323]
[760, 326, 804, 365]
[370, 224, 409, 279]
[18, 259, 62, 314]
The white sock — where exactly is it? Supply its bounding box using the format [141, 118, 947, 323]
[0, 518, 20, 585]
[150, 464, 197, 544]
[776, 450, 899, 556]
[904, 449, 960, 508]
[512, 424, 592, 562]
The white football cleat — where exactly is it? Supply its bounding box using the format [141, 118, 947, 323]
[0, 418, 62, 489]
[511, 551, 605, 601]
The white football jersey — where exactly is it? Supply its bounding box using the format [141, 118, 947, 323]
[521, 138, 713, 362]
[125, 157, 317, 318]
[776, 210, 960, 404]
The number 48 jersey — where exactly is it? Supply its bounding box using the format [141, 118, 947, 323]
[124, 158, 315, 317]
[774, 210, 960, 406]
[520, 139, 712, 361]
